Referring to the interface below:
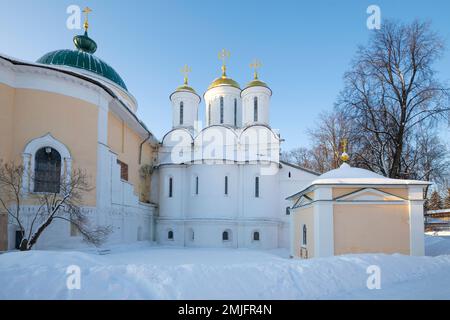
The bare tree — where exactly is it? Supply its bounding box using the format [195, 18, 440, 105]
[428, 190, 443, 210]
[337, 20, 449, 178]
[281, 147, 315, 170]
[0, 161, 111, 251]
[444, 188, 450, 209]
[282, 110, 355, 174]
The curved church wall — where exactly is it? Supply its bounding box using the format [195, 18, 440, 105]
[0, 85, 98, 206]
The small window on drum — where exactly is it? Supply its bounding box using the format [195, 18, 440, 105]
[168, 230, 174, 240]
[253, 231, 260, 241]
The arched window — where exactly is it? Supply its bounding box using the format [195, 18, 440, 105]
[189, 228, 195, 241]
[224, 176, 228, 195]
[34, 147, 61, 193]
[288, 171, 291, 178]
[253, 231, 260, 241]
[253, 97, 258, 122]
[208, 103, 211, 125]
[169, 177, 173, 198]
[302, 225, 307, 246]
[255, 176, 260, 198]
[168, 230, 174, 240]
[179, 101, 184, 125]
[222, 230, 229, 241]
[234, 98, 237, 127]
[195, 176, 199, 195]
[220, 97, 224, 124]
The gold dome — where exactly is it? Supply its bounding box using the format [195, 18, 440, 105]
[207, 65, 240, 90]
[244, 78, 269, 89]
[208, 76, 241, 90]
[175, 84, 197, 94]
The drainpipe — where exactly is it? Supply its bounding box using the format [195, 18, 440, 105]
[139, 132, 152, 165]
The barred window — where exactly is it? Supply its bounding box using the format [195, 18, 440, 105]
[34, 147, 61, 193]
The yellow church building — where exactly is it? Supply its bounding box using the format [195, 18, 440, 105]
[0, 14, 158, 250]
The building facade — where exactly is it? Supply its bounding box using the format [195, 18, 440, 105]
[287, 162, 429, 258]
[0, 26, 158, 250]
[152, 59, 318, 249]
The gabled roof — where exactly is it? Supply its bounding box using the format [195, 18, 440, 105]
[287, 163, 430, 200]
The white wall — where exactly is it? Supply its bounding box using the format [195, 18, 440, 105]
[204, 86, 242, 127]
[241, 86, 271, 126]
[170, 90, 200, 130]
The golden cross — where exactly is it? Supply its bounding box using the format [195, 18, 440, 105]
[340, 139, 349, 162]
[342, 139, 348, 153]
[218, 49, 230, 66]
[250, 59, 262, 79]
[218, 49, 230, 77]
[82, 7, 92, 32]
[180, 64, 191, 85]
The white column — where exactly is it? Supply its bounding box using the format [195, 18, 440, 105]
[289, 209, 296, 258]
[96, 97, 111, 226]
[408, 186, 425, 256]
[313, 187, 334, 257]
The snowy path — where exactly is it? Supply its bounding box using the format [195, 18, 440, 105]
[0, 236, 449, 300]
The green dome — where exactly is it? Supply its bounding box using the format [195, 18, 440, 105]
[36, 32, 127, 91]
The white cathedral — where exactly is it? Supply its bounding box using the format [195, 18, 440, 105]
[151, 53, 318, 249]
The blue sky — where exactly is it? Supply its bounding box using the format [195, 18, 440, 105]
[1, 0, 449, 150]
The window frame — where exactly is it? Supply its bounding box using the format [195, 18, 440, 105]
[255, 176, 260, 198]
[253, 96, 258, 122]
[22, 133, 72, 195]
[168, 177, 173, 198]
[220, 96, 224, 124]
[224, 176, 228, 196]
[195, 175, 199, 195]
[302, 224, 307, 246]
[33, 147, 62, 193]
[179, 101, 184, 125]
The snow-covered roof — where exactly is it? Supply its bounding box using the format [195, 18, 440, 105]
[287, 163, 430, 200]
[312, 163, 429, 185]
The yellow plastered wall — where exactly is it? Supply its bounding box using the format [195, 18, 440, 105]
[0, 85, 98, 206]
[0, 84, 15, 162]
[292, 206, 315, 258]
[333, 204, 410, 255]
[108, 112, 154, 200]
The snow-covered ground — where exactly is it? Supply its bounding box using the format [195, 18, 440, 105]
[0, 235, 449, 300]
